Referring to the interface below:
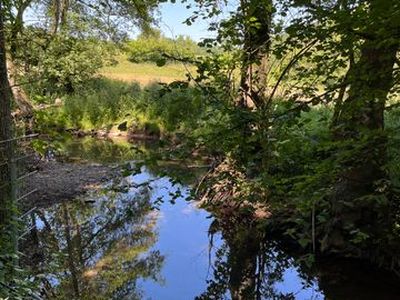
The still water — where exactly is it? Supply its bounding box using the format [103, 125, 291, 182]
[20, 137, 400, 299]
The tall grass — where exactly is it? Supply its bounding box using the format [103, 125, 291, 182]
[35, 77, 207, 136]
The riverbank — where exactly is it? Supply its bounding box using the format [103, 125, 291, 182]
[65, 124, 161, 141]
[22, 158, 120, 209]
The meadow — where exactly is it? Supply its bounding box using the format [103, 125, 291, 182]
[100, 55, 196, 85]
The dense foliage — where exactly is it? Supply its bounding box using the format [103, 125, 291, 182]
[126, 31, 204, 64]
[24, 32, 116, 95]
[1, 0, 400, 298]
[166, 0, 400, 269]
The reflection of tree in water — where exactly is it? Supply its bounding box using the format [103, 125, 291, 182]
[198, 220, 400, 300]
[52, 136, 202, 186]
[196, 223, 303, 300]
[20, 186, 164, 299]
[50, 135, 151, 164]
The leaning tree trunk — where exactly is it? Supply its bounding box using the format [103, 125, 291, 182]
[6, 0, 35, 126]
[325, 1, 399, 253]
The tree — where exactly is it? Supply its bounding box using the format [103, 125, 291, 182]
[8, 0, 33, 58]
[269, 0, 400, 254]
[6, 0, 162, 97]
[236, 0, 272, 109]
[126, 30, 203, 64]
[327, 0, 400, 251]
[185, 0, 400, 263]
[0, 0, 18, 284]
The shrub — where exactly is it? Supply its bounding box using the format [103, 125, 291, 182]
[126, 32, 204, 64]
[23, 30, 116, 97]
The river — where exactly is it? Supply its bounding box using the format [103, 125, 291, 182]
[18, 136, 400, 299]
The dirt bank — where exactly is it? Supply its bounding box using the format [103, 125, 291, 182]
[66, 124, 160, 141]
[22, 159, 120, 208]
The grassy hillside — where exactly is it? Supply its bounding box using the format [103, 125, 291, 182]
[100, 55, 196, 85]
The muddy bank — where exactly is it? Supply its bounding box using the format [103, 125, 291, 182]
[23, 159, 120, 208]
[66, 123, 160, 141]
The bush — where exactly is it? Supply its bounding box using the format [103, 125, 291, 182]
[23, 29, 116, 97]
[126, 31, 204, 64]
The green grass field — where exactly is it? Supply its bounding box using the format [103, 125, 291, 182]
[100, 55, 196, 85]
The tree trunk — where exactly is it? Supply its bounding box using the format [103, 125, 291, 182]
[0, 0, 18, 277]
[60, 0, 69, 29]
[0, 0, 16, 233]
[6, 1, 34, 124]
[237, 0, 272, 109]
[7, 59, 33, 118]
[326, 0, 399, 252]
[52, 0, 69, 34]
[63, 203, 80, 298]
[9, 0, 32, 60]
[52, 0, 61, 34]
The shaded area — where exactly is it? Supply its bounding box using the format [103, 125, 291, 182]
[23, 135, 157, 208]
[198, 221, 400, 300]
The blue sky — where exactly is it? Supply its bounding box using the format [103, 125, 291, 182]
[155, 2, 212, 41]
[155, 2, 210, 41]
[155, 1, 238, 41]
[23, 0, 218, 41]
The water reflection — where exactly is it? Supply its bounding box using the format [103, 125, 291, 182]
[46, 135, 154, 164]
[50, 135, 202, 185]
[196, 219, 322, 300]
[198, 220, 400, 300]
[14, 137, 400, 299]
[21, 181, 164, 299]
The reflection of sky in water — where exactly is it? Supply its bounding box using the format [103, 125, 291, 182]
[130, 169, 324, 300]
[277, 268, 323, 300]
[35, 217, 45, 230]
[133, 170, 214, 299]
[26, 137, 326, 299]
[31, 137, 400, 299]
